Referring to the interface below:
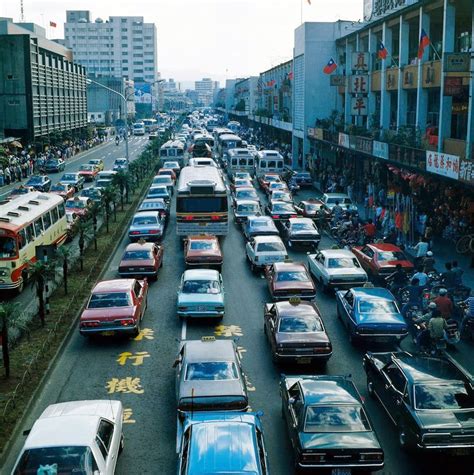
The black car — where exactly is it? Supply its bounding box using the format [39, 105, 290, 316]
[292, 171, 313, 186]
[281, 217, 320, 250]
[25, 175, 51, 192]
[281, 375, 384, 472]
[364, 351, 474, 454]
[44, 158, 65, 173]
[265, 200, 298, 224]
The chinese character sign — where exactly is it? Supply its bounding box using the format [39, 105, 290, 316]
[351, 52, 370, 72]
[426, 151, 460, 180]
[459, 160, 474, 184]
[351, 96, 368, 116]
[350, 75, 369, 94]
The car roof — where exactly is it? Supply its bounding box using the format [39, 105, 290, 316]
[183, 269, 220, 280]
[124, 242, 155, 252]
[289, 217, 314, 224]
[275, 301, 319, 318]
[93, 279, 135, 292]
[323, 193, 350, 198]
[25, 400, 121, 450]
[273, 262, 306, 272]
[184, 339, 236, 362]
[366, 243, 402, 252]
[349, 287, 394, 300]
[318, 249, 357, 259]
[301, 199, 323, 204]
[248, 215, 272, 223]
[253, 235, 283, 244]
[236, 199, 260, 205]
[298, 377, 361, 405]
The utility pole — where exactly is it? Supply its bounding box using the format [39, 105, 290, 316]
[20, 0, 25, 22]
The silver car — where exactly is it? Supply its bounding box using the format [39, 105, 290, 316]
[128, 211, 165, 241]
[234, 199, 262, 224]
[177, 269, 225, 319]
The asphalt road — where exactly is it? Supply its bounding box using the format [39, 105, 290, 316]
[3, 160, 474, 474]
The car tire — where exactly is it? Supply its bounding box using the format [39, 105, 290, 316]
[398, 426, 414, 452]
[250, 262, 256, 273]
[119, 433, 124, 455]
[367, 378, 375, 398]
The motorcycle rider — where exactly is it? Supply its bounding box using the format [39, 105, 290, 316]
[428, 312, 449, 349]
[412, 265, 429, 288]
[434, 288, 453, 320]
[413, 302, 438, 348]
[422, 251, 435, 273]
[401, 277, 424, 318]
[332, 201, 343, 225]
[386, 264, 407, 299]
[441, 262, 457, 292]
[115, 135, 120, 145]
[362, 219, 376, 244]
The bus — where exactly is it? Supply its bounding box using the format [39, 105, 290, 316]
[160, 140, 185, 166]
[255, 150, 285, 177]
[217, 134, 243, 159]
[132, 122, 145, 136]
[0, 192, 67, 292]
[143, 118, 158, 133]
[227, 148, 255, 177]
[176, 166, 228, 236]
[191, 133, 215, 158]
[227, 121, 240, 133]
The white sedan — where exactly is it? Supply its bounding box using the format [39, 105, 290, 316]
[307, 249, 368, 291]
[12, 400, 124, 475]
[245, 235, 288, 272]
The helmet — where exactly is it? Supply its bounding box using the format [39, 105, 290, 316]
[426, 251, 433, 257]
[428, 302, 437, 309]
[439, 288, 448, 295]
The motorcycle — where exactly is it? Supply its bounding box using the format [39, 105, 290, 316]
[115, 137, 120, 146]
[288, 180, 300, 195]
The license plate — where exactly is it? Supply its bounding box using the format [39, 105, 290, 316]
[332, 469, 351, 475]
[101, 331, 115, 336]
[197, 306, 207, 311]
[453, 448, 471, 456]
[297, 357, 311, 364]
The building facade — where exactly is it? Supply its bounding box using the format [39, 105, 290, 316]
[0, 18, 87, 142]
[194, 78, 219, 107]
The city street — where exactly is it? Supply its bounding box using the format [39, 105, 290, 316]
[3, 178, 474, 474]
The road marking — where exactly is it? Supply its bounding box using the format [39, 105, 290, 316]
[181, 318, 187, 341]
[116, 351, 150, 366]
[123, 408, 136, 424]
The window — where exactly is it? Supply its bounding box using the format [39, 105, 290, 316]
[344, 291, 354, 307]
[18, 228, 28, 248]
[34, 218, 44, 236]
[26, 224, 35, 241]
[121, 44, 128, 48]
[58, 203, 66, 217]
[122, 59, 128, 63]
[361, 246, 375, 258]
[97, 419, 114, 455]
[121, 28, 128, 32]
[385, 364, 407, 394]
[43, 211, 52, 230]
[134, 281, 142, 297]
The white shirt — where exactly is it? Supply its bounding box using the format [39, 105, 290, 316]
[413, 241, 429, 257]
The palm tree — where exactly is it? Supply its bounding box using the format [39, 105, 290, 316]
[0, 302, 22, 378]
[74, 219, 93, 271]
[28, 260, 55, 327]
[55, 245, 75, 295]
[89, 202, 101, 251]
[112, 171, 132, 210]
[101, 186, 118, 231]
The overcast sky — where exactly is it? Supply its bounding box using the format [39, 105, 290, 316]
[1, 0, 362, 86]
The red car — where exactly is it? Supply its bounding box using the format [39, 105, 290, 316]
[184, 235, 223, 269]
[157, 168, 177, 183]
[50, 182, 75, 201]
[65, 196, 92, 218]
[258, 173, 281, 192]
[79, 279, 148, 337]
[78, 163, 99, 181]
[352, 243, 414, 279]
[294, 199, 325, 219]
[118, 241, 164, 280]
[265, 262, 316, 301]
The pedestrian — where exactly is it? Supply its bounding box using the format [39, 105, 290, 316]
[441, 262, 457, 291]
[412, 237, 429, 267]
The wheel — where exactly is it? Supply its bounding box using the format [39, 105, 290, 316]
[250, 262, 256, 273]
[398, 425, 413, 452]
[367, 378, 375, 398]
[456, 235, 471, 254]
[119, 433, 124, 455]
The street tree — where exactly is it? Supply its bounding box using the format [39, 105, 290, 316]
[55, 245, 75, 295]
[74, 219, 93, 271]
[28, 260, 55, 327]
[0, 302, 23, 378]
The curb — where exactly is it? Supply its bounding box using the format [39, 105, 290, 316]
[0, 167, 155, 467]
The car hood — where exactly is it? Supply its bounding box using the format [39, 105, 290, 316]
[178, 293, 224, 305]
[290, 229, 320, 237]
[276, 332, 329, 345]
[274, 281, 314, 291]
[81, 306, 134, 321]
[416, 410, 474, 430]
[300, 431, 381, 450]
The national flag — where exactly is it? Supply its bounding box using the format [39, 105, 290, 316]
[323, 58, 337, 75]
[49, 21, 57, 28]
[378, 41, 388, 60]
[288, 71, 294, 80]
[417, 29, 430, 60]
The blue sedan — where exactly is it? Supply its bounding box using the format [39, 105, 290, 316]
[336, 287, 408, 345]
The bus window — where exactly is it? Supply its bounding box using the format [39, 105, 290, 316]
[0, 237, 16, 258]
[58, 203, 66, 217]
[277, 160, 283, 168]
[239, 158, 247, 166]
[231, 159, 238, 166]
[177, 149, 184, 156]
[51, 207, 59, 223]
[43, 211, 52, 230]
[160, 150, 167, 157]
[248, 158, 254, 167]
[260, 161, 267, 169]
[19, 228, 27, 248]
[26, 224, 35, 241]
[34, 218, 44, 236]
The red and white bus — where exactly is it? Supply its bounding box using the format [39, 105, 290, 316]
[0, 192, 67, 292]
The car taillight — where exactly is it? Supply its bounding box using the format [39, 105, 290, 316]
[130, 231, 140, 235]
[184, 215, 194, 221]
[82, 321, 100, 327]
[211, 215, 220, 221]
[120, 319, 133, 326]
[148, 229, 160, 234]
[290, 215, 297, 218]
[272, 215, 280, 219]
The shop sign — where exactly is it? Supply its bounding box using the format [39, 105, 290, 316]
[330, 75, 345, 87]
[315, 128, 324, 140]
[351, 52, 370, 72]
[351, 96, 368, 116]
[444, 77, 463, 97]
[349, 75, 369, 94]
[426, 151, 460, 180]
[356, 137, 373, 154]
[444, 53, 470, 73]
[459, 160, 474, 184]
[364, 0, 419, 22]
[307, 127, 316, 139]
[338, 133, 350, 148]
[373, 141, 389, 159]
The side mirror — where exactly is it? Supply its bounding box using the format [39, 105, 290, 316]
[172, 357, 181, 368]
[23, 429, 31, 436]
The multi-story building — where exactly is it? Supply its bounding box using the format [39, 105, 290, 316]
[0, 18, 87, 142]
[194, 78, 219, 107]
[63, 11, 157, 117]
[233, 77, 259, 116]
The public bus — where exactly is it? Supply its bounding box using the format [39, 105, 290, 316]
[143, 118, 158, 133]
[0, 192, 67, 292]
[254, 150, 285, 177]
[191, 133, 215, 158]
[160, 140, 185, 166]
[227, 121, 240, 133]
[227, 148, 255, 177]
[132, 122, 145, 136]
[176, 166, 228, 236]
[217, 133, 243, 159]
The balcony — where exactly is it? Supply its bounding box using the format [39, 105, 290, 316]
[386, 68, 399, 91]
[444, 138, 466, 160]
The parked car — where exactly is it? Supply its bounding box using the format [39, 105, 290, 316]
[280, 375, 384, 472]
[128, 211, 165, 241]
[364, 351, 474, 453]
[243, 216, 279, 241]
[79, 278, 148, 337]
[281, 217, 320, 250]
[184, 234, 223, 269]
[44, 158, 65, 173]
[307, 249, 368, 291]
[265, 200, 298, 223]
[50, 182, 75, 201]
[246, 235, 288, 272]
[233, 199, 262, 224]
[78, 163, 99, 181]
[174, 337, 248, 415]
[118, 241, 163, 280]
[177, 412, 269, 475]
[25, 175, 51, 192]
[146, 186, 170, 202]
[11, 400, 124, 475]
[265, 262, 316, 301]
[352, 243, 414, 280]
[65, 196, 92, 219]
[60, 172, 85, 191]
[336, 287, 408, 344]
[89, 158, 104, 171]
[177, 269, 225, 319]
[264, 299, 332, 364]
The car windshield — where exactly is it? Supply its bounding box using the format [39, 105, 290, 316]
[326, 197, 352, 205]
[270, 182, 285, 189]
[133, 215, 158, 225]
[278, 316, 322, 333]
[292, 222, 314, 231]
[273, 203, 294, 213]
[378, 250, 406, 261]
[185, 362, 238, 381]
[251, 220, 270, 228]
[164, 162, 178, 168]
[276, 271, 308, 282]
[148, 187, 167, 195]
[414, 382, 474, 410]
[123, 250, 152, 260]
[327, 258, 360, 269]
[115, 159, 127, 165]
[266, 175, 279, 182]
[88, 292, 131, 308]
[153, 177, 170, 184]
[182, 279, 220, 294]
[257, 242, 285, 252]
[305, 204, 320, 212]
[237, 204, 259, 213]
[80, 165, 93, 171]
[62, 174, 76, 181]
[189, 241, 217, 250]
[66, 200, 86, 209]
[358, 299, 398, 314]
[237, 190, 257, 199]
[27, 176, 43, 184]
[305, 405, 371, 433]
[81, 189, 100, 198]
[13, 446, 95, 475]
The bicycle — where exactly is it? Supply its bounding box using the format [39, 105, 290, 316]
[455, 233, 474, 254]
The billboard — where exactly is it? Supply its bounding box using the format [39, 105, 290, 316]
[364, 0, 419, 23]
[134, 82, 152, 104]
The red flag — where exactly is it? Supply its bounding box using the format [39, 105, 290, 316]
[49, 21, 57, 28]
[288, 72, 294, 80]
[378, 41, 388, 60]
[417, 29, 430, 60]
[323, 58, 337, 75]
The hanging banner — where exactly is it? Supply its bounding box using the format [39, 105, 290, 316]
[351, 52, 370, 72]
[373, 141, 389, 159]
[330, 75, 345, 86]
[349, 75, 369, 94]
[426, 151, 460, 180]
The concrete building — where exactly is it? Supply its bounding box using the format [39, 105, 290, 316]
[0, 18, 87, 142]
[234, 77, 259, 116]
[194, 78, 219, 107]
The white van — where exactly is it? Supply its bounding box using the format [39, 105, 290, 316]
[255, 150, 284, 177]
[227, 148, 255, 177]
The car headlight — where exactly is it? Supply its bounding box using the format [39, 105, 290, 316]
[0, 268, 9, 277]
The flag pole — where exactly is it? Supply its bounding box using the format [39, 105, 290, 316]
[428, 42, 442, 61]
[300, 0, 303, 25]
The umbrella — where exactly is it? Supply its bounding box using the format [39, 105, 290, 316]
[10, 141, 22, 148]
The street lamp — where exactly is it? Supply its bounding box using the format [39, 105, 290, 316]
[86, 78, 133, 162]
